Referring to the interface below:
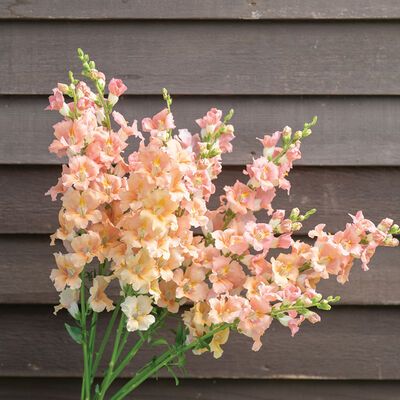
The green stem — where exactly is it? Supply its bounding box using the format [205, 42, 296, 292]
[97, 313, 126, 399]
[115, 327, 130, 362]
[109, 309, 169, 387]
[91, 302, 121, 384]
[88, 312, 98, 373]
[272, 135, 300, 165]
[110, 323, 230, 400]
[95, 82, 111, 131]
[80, 277, 91, 400]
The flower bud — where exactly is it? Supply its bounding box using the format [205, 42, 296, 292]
[68, 302, 80, 320]
[57, 83, 69, 94]
[304, 310, 321, 324]
[282, 126, 292, 143]
[290, 208, 300, 220]
[293, 130, 303, 140]
[108, 93, 119, 106]
[303, 128, 312, 137]
[59, 102, 71, 117]
[292, 222, 302, 231]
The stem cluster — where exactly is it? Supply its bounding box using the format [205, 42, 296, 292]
[75, 278, 229, 400]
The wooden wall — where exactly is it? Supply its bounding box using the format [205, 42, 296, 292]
[1, 1, 400, 398]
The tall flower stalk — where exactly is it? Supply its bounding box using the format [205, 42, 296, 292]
[46, 50, 400, 399]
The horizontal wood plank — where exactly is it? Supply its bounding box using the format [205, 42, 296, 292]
[1, 234, 399, 305]
[1, 378, 400, 400]
[1, 165, 399, 234]
[2, 21, 400, 95]
[1, 306, 399, 379]
[2, 95, 400, 166]
[1, 0, 400, 20]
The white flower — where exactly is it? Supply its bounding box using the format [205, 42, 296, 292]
[54, 288, 80, 319]
[121, 295, 155, 332]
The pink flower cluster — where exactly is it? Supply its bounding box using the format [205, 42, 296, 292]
[47, 62, 399, 358]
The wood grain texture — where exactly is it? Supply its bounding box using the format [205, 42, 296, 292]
[1, 378, 400, 400]
[1, 235, 399, 305]
[1, 0, 400, 20]
[1, 165, 399, 234]
[1, 306, 399, 379]
[2, 95, 400, 166]
[2, 21, 400, 95]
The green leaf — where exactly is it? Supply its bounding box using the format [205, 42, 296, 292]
[151, 338, 169, 347]
[64, 323, 82, 344]
[175, 323, 188, 346]
[166, 365, 180, 386]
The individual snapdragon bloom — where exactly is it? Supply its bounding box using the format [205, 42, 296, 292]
[174, 266, 209, 302]
[209, 327, 230, 359]
[62, 188, 103, 229]
[49, 111, 98, 158]
[85, 130, 128, 168]
[209, 256, 246, 294]
[119, 173, 155, 212]
[118, 212, 169, 259]
[183, 302, 211, 341]
[46, 88, 65, 111]
[62, 155, 100, 191]
[271, 252, 302, 287]
[141, 188, 179, 233]
[121, 295, 155, 332]
[71, 231, 102, 262]
[180, 196, 208, 228]
[142, 108, 175, 138]
[237, 297, 273, 351]
[49, 120, 83, 157]
[156, 280, 182, 313]
[245, 157, 280, 191]
[196, 107, 222, 135]
[50, 252, 86, 291]
[113, 111, 143, 141]
[88, 275, 115, 312]
[209, 295, 245, 324]
[224, 181, 257, 215]
[54, 288, 80, 318]
[243, 252, 273, 276]
[108, 78, 127, 106]
[94, 173, 124, 202]
[243, 222, 274, 252]
[157, 248, 184, 282]
[50, 209, 76, 244]
[114, 248, 159, 292]
[277, 311, 306, 337]
[212, 228, 248, 255]
[258, 131, 281, 159]
[218, 124, 235, 153]
[46, 88, 70, 117]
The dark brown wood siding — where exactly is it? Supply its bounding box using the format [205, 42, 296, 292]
[1, 2, 399, 399]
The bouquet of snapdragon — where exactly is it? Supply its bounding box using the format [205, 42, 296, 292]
[46, 49, 399, 400]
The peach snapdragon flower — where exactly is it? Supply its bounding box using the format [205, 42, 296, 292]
[62, 189, 103, 229]
[121, 295, 155, 332]
[88, 276, 115, 312]
[50, 252, 86, 291]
